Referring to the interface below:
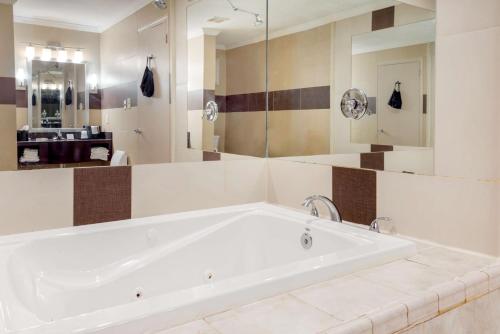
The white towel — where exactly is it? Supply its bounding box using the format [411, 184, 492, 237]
[20, 148, 40, 163]
[90, 147, 109, 161]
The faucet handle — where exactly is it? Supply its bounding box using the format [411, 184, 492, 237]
[369, 217, 392, 233]
[302, 199, 319, 217]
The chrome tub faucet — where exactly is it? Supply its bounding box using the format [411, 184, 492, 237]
[302, 195, 342, 223]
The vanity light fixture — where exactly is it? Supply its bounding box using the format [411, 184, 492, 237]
[57, 49, 68, 62]
[16, 68, 26, 87]
[73, 49, 83, 63]
[41, 48, 52, 61]
[25, 45, 35, 60]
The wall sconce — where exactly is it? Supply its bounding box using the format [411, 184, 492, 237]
[88, 73, 98, 91]
[16, 68, 26, 88]
[25, 45, 35, 60]
[73, 49, 83, 63]
[57, 49, 68, 62]
[41, 48, 52, 61]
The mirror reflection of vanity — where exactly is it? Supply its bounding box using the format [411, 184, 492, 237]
[17, 57, 112, 169]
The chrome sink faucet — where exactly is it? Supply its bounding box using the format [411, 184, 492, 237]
[302, 195, 342, 223]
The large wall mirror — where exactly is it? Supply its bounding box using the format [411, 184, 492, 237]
[187, 0, 267, 157]
[186, 0, 437, 174]
[28, 60, 88, 129]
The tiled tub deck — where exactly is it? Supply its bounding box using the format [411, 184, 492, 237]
[156, 242, 500, 334]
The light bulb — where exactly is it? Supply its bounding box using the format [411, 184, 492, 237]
[41, 48, 52, 61]
[57, 49, 67, 62]
[73, 50, 83, 63]
[25, 45, 35, 60]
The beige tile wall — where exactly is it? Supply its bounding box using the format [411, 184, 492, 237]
[0, 4, 18, 171]
[131, 159, 267, 218]
[224, 111, 266, 158]
[0, 168, 73, 235]
[434, 0, 500, 180]
[0, 4, 15, 78]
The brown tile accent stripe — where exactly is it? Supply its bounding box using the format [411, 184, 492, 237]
[371, 144, 393, 152]
[203, 151, 221, 161]
[101, 82, 138, 109]
[332, 166, 376, 226]
[90, 89, 102, 109]
[215, 86, 330, 113]
[74, 166, 132, 226]
[300, 86, 330, 110]
[16, 89, 27, 108]
[360, 152, 384, 171]
[372, 6, 395, 31]
[0, 77, 16, 105]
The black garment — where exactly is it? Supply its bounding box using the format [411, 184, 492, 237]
[32, 93, 36, 106]
[65, 87, 73, 106]
[140, 66, 155, 98]
[388, 89, 402, 109]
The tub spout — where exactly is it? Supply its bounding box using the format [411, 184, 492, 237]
[302, 195, 342, 223]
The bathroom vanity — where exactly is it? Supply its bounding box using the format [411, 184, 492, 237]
[17, 132, 113, 168]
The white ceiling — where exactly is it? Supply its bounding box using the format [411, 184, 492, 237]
[352, 19, 436, 54]
[188, 0, 399, 49]
[13, 0, 154, 33]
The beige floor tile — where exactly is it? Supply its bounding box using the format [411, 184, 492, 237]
[205, 294, 341, 334]
[355, 260, 454, 294]
[407, 247, 495, 276]
[291, 275, 409, 322]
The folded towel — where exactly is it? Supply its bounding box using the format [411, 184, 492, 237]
[20, 148, 40, 163]
[90, 147, 109, 161]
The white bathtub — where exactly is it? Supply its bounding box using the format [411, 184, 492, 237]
[0, 203, 415, 333]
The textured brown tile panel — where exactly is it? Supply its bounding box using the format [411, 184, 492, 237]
[101, 82, 138, 109]
[215, 95, 226, 113]
[0, 77, 16, 105]
[300, 86, 330, 110]
[203, 151, 221, 161]
[360, 152, 384, 171]
[372, 6, 395, 31]
[367, 96, 377, 114]
[273, 89, 300, 111]
[227, 94, 249, 113]
[74, 166, 132, 226]
[371, 144, 393, 152]
[332, 167, 376, 225]
[89, 90, 102, 109]
[16, 89, 27, 108]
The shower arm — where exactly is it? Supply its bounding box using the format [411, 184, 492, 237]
[226, 0, 260, 18]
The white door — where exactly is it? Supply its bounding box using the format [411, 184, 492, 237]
[377, 60, 422, 146]
[137, 19, 171, 164]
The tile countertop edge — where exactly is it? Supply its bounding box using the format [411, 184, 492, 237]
[324, 263, 500, 334]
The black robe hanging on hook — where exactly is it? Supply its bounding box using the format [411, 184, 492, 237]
[140, 56, 155, 98]
[388, 81, 402, 109]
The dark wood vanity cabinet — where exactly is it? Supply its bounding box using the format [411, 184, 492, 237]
[17, 133, 113, 168]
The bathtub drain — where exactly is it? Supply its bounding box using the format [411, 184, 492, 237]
[301, 232, 313, 250]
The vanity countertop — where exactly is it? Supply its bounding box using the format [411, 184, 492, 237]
[155, 239, 499, 334]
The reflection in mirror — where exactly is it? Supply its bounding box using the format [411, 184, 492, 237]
[29, 60, 87, 129]
[187, 0, 267, 157]
[269, 2, 436, 175]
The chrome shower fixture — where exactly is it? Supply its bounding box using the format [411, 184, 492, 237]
[226, 0, 264, 26]
[153, 0, 167, 9]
